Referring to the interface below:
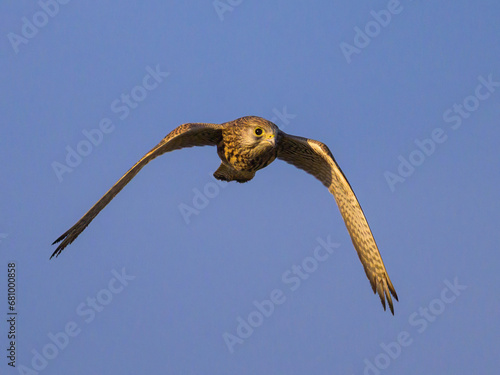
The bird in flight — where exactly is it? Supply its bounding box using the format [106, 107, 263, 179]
[52, 116, 398, 313]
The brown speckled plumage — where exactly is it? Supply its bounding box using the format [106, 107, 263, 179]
[277, 134, 398, 313]
[51, 116, 398, 314]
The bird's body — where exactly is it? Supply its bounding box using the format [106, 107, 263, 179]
[52, 116, 398, 313]
[215, 117, 280, 182]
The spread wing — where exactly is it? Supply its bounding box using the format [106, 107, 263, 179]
[51, 123, 223, 258]
[277, 132, 398, 314]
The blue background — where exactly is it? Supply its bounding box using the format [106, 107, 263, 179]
[1, 1, 499, 374]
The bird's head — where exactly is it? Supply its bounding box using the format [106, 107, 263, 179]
[237, 116, 279, 152]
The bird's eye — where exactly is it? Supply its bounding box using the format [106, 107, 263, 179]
[254, 128, 264, 136]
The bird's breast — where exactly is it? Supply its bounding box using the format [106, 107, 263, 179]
[217, 142, 276, 172]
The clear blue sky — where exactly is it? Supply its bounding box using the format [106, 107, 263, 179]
[1, 1, 499, 374]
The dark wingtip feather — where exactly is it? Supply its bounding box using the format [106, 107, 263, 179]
[50, 232, 69, 259]
[392, 289, 399, 302]
[50, 243, 64, 259]
[387, 292, 395, 315]
[373, 277, 397, 315]
[52, 233, 65, 245]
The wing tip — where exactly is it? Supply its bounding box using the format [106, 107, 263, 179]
[373, 275, 398, 315]
[50, 240, 65, 259]
[52, 234, 65, 245]
[50, 231, 71, 259]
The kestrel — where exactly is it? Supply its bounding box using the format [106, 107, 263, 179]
[52, 116, 398, 313]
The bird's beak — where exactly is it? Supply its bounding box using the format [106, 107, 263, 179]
[265, 133, 275, 146]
